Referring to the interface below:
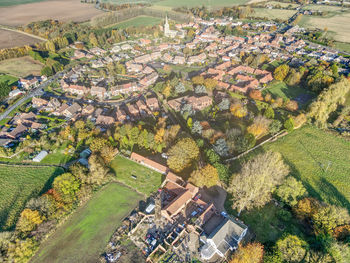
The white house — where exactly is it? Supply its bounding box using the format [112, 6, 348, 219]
[200, 217, 248, 260]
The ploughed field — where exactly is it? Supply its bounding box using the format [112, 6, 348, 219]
[0, 29, 42, 49]
[0, 0, 103, 26]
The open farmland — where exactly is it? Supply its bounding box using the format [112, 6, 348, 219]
[0, 165, 63, 230]
[0, 29, 42, 49]
[31, 183, 142, 263]
[0, 0, 47, 7]
[235, 126, 350, 211]
[298, 12, 350, 43]
[251, 8, 297, 20]
[0, 0, 103, 26]
[110, 155, 163, 195]
[110, 15, 162, 29]
[0, 56, 43, 77]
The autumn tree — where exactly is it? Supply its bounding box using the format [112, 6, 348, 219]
[228, 151, 289, 215]
[167, 138, 199, 172]
[230, 100, 248, 118]
[204, 78, 218, 90]
[276, 177, 307, 206]
[6, 238, 38, 263]
[192, 75, 205, 85]
[293, 197, 321, 220]
[53, 173, 80, 204]
[285, 100, 298, 111]
[230, 242, 264, 263]
[274, 64, 290, 81]
[308, 78, 350, 128]
[249, 90, 263, 101]
[189, 164, 219, 188]
[16, 209, 44, 233]
[247, 115, 271, 138]
[276, 235, 309, 263]
[89, 137, 109, 152]
[284, 117, 295, 132]
[264, 106, 275, 119]
[88, 154, 112, 186]
[312, 205, 350, 234]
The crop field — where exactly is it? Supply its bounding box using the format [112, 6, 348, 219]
[264, 1, 299, 8]
[251, 8, 297, 20]
[0, 165, 63, 230]
[298, 12, 350, 43]
[31, 183, 142, 263]
[0, 0, 103, 26]
[110, 155, 163, 195]
[0, 56, 43, 77]
[236, 126, 350, 211]
[111, 15, 162, 29]
[0, 29, 42, 49]
[153, 0, 250, 8]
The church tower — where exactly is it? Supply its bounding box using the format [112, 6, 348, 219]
[164, 14, 170, 37]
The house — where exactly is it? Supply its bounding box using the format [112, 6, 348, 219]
[130, 152, 168, 174]
[127, 104, 140, 118]
[95, 115, 115, 126]
[134, 54, 152, 64]
[7, 124, 27, 139]
[90, 86, 106, 100]
[161, 175, 199, 223]
[45, 98, 61, 112]
[19, 77, 39, 90]
[146, 97, 159, 111]
[187, 95, 213, 111]
[115, 108, 127, 122]
[200, 217, 248, 260]
[82, 105, 95, 115]
[139, 72, 158, 87]
[63, 103, 81, 118]
[173, 56, 186, 65]
[63, 85, 89, 96]
[136, 100, 149, 115]
[33, 150, 48, 162]
[32, 97, 48, 108]
[110, 82, 139, 96]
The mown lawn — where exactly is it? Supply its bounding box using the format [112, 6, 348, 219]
[264, 81, 315, 106]
[110, 155, 163, 195]
[31, 183, 142, 263]
[236, 125, 350, 211]
[0, 165, 63, 230]
[111, 15, 162, 29]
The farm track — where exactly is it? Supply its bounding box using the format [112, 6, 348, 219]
[0, 25, 46, 42]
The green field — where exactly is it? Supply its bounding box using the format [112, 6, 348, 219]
[110, 155, 163, 195]
[0, 74, 18, 87]
[264, 81, 315, 103]
[239, 126, 350, 211]
[0, 165, 63, 230]
[32, 183, 142, 263]
[251, 8, 297, 20]
[0, 0, 47, 7]
[0, 56, 43, 78]
[111, 15, 162, 29]
[153, 0, 249, 8]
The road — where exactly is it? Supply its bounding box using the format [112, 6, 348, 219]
[0, 73, 63, 121]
